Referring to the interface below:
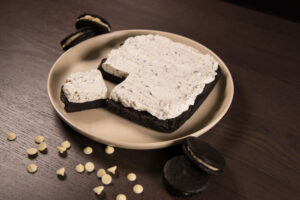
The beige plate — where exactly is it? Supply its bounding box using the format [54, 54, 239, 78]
[47, 30, 234, 150]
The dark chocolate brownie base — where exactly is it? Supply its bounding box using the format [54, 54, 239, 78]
[106, 68, 222, 133]
[97, 58, 125, 84]
[60, 86, 106, 113]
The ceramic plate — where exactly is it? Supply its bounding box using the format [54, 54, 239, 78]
[47, 30, 234, 149]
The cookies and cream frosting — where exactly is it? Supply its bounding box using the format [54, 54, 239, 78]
[63, 69, 108, 103]
[105, 34, 219, 120]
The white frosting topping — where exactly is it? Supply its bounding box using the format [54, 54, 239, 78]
[63, 69, 108, 103]
[106, 34, 219, 120]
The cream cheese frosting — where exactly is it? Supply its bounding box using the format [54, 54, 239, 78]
[106, 34, 219, 120]
[63, 69, 108, 103]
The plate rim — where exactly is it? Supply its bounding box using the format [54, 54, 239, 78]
[47, 29, 234, 150]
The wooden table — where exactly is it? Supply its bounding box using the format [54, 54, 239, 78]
[0, 0, 299, 199]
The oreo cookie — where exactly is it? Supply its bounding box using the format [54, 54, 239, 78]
[183, 137, 225, 175]
[60, 27, 96, 51]
[75, 13, 111, 34]
[163, 155, 209, 196]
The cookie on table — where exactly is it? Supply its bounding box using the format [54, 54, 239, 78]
[60, 27, 96, 51]
[163, 155, 209, 196]
[183, 137, 225, 175]
[75, 13, 111, 34]
[60, 69, 108, 112]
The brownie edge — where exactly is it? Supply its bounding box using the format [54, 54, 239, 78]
[60, 86, 106, 112]
[106, 68, 222, 133]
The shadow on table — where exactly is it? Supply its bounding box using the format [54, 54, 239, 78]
[222, 0, 300, 23]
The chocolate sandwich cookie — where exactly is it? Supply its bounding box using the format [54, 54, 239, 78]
[163, 155, 209, 196]
[183, 137, 225, 175]
[60, 27, 96, 51]
[75, 13, 111, 34]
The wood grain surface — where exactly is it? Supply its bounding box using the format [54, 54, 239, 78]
[0, 0, 299, 199]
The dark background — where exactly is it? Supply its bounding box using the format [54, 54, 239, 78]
[0, 0, 299, 200]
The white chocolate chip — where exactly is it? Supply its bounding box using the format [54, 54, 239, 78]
[133, 184, 143, 194]
[38, 142, 47, 152]
[85, 162, 95, 172]
[105, 145, 114, 154]
[83, 146, 93, 155]
[27, 164, 38, 173]
[93, 185, 104, 195]
[57, 146, 67, 154]
[127, 173, 137, 181]
[7, 132, 17, 141]
[101, 174, 112, 185]
[56, 167, 66, 176]
[116, 194, 127, 200]
[107, 166, 117, 175]
[75, 163, 85, 173]
[61, 140, 71, 149]
[97, 168, 106, 178]
[34, 135, 44, 144]
[27, 148, 38, 156]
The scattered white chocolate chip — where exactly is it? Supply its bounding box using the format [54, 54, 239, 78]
[83, 146, 93, 155]
[97, 168, 106, 178]
[61, 140, 71, 149]
[75, 163, 85, 173]
[7, 132, 17, 141]
[27, 164, 38, 173]
[27, 148, 38, 156]
[101, 174, 112, 185]
[107, 166, 117, 175]
[38, 142, 47, 152]
[57, 146, 67, 154]
[116, 194, 127, 200]
[93, 185, 104, 195]
[127, 173, 137, 181]
[34, 135, 44, 144]
[56, 167, 66, 177]
[85, 162, 95, 172]
[133, 184, 143, 194]
[105, 145, 114, 154]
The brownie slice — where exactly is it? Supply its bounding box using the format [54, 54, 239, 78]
[106, 68, 221, 132]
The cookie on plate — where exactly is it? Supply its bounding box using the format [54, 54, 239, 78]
[183, 137, 225, 175]
[60, 69, 108, 112]
[75, 13, 111, 34]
